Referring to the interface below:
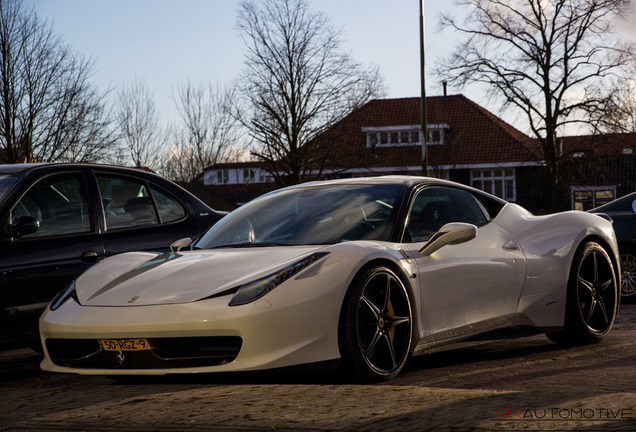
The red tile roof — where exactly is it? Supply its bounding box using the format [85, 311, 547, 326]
[561, 132, 636, 156]
[0, 148, 27, 164]
[206, 94, 636, 178]
[314, 94, 541, 171]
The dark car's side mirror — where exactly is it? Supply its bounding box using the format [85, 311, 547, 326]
[419, 222, 478, 256]
[8, 215, 40, 239]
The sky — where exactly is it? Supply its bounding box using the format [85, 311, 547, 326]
[24, 0, 480, 127]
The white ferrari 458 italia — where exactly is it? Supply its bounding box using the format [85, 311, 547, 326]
[40, 176, 620, 381]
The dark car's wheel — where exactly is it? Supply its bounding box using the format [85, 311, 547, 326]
[547, 241, 618, 344]
[619, 246, 636, 302]
[340, 266, 412, 382]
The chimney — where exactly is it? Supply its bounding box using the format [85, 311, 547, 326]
[442, 81, 447, 96]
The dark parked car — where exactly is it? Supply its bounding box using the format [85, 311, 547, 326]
[0, 163, 224, 349]
[590, 192, 636, 302]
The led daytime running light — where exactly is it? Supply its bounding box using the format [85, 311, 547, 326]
[229, 252, 329, 306]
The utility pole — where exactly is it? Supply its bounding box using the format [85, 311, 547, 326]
[419, 0, 429, 176]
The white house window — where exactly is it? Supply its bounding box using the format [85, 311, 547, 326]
[428, 169, 450, 180]
[427, 126, 449, 145]
[471, 169, 516, 201]
[243, 168, 258, 183]
[363, 124, 449, 149]
[217, 169, 229, 184]
[570, 186, 615, 211]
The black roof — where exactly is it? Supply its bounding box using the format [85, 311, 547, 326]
[0, 163, 156, 177]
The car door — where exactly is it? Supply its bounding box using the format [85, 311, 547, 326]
[401, 185, 525, 341]
[0, 170, 104, 342]
[95, 173, 202, 256]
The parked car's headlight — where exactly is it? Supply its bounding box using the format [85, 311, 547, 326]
[229, 252, 329, 306]
[50, 281, 79, 311]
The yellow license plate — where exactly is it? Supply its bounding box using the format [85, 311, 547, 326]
[100, 338, 150, 351]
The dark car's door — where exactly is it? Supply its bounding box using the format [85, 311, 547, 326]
[0, 170, 104, 346]
[95, 173, 204, 256]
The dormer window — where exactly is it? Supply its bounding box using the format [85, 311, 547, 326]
[363, 125, 420, 149]
[216, 169, 229, 184]
[243, 168, 258, 183]
[363, 124, 449, 149]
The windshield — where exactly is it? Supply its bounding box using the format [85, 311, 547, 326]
[196, 184, 404, 248]
[0, 174, 21, 205]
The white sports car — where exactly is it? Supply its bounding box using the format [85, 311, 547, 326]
[39, 176, 620, 381]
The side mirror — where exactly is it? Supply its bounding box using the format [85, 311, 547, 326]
[8, 215, 40, 239]
[419, 222, 477, 256]
[170, 237, 192, 253]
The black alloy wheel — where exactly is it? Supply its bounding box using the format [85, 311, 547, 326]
[547, 241, 618, 344]
[340, 266, 412, 381]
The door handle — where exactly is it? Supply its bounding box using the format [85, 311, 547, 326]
[504, 241, 519, 251]
[80, 250, 99, 264]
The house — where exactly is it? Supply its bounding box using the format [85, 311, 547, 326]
[203, 94, 636, 213]
[0, 148, 27, 164]
[560, 132, 636, 210]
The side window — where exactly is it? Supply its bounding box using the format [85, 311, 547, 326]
[10, 173, 91, 239]
[97, 175, 158, 230]
[149, 185, 187, 223]
[406, 186, 488, 242]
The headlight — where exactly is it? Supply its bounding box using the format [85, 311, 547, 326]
[229, 252, 329, 306]
[50, 281, 78, 311]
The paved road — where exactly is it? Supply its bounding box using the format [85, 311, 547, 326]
[2, 304, 636, 432]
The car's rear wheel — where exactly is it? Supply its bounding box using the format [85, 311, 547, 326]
[619, 245, 636, 302]
[547, 241, 618, 344]
[340, 266, 412, 381]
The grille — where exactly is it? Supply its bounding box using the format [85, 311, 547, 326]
[46, 336, 242, 369]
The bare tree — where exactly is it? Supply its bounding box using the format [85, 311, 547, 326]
[161, 81, 241, 184]
[593, 71, 636, 133]
[115, 79, 164, 169]
[236, 0, 385, 187]
[0, 0, 115, 163]
[438, 0, 636, 212]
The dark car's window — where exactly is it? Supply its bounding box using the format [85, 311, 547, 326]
[149, 185, 186, 223]
[0, 174, 21, 204]
[97, 175, 159, 229]
[406, 186, 488, 242]
[196, 184, 403, 248]
[593, 192, 636, 213]
[10, 173, 91, 238]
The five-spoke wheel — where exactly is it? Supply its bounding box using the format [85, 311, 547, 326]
[547, 241, 618, 344]
[340, 266, 412, 381]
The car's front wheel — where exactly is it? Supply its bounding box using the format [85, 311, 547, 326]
[547, 241, 618, 344]
[340, 266, 412, 382]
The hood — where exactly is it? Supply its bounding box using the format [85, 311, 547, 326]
[75, 246, 326, 306]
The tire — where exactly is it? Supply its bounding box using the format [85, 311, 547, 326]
[619, 245, 636, 302]
[547, 241, 618, 345]
[340, 266, 412, 382]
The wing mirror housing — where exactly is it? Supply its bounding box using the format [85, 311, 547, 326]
[419, 222, 478, 256]
[170, 237, 192, 253]
[8, 215, 40, 239]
